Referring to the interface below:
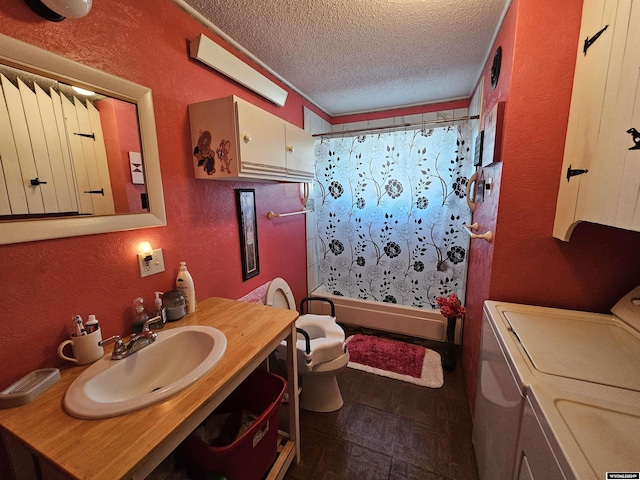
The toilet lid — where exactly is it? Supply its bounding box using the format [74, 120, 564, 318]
[265, 277, 296, 311]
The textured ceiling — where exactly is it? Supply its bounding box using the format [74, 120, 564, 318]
[179, 0, 510, 116]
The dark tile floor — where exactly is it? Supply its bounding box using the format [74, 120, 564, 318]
[284, 333, 479, 480]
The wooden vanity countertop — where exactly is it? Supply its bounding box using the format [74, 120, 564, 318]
[0, 297, 298, 480]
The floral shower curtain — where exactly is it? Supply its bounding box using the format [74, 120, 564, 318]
[313, 125, 472, 308]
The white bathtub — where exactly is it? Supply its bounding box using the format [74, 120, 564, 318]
[309, 285, 453, 343]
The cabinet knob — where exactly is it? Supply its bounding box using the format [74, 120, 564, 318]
[243, 134, 251, 143]
[287, 146, 294, 153]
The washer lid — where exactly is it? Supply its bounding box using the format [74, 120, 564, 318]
[528, 382, 640, 480]
[611, 285, 640, 333]
[504, 311, 640, 392]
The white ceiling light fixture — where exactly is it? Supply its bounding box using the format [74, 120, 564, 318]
[190, 34, 288, 107]
[71, 86, 96, 96]
[24, 0, 92, 22]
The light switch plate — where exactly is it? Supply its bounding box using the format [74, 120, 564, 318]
[138, 249, 165, 277]
[485, 177, 493, 196]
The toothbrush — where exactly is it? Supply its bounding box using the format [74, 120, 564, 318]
[72, 315, 86, 336]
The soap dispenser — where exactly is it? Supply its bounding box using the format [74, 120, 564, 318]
[176, 261, 196, 313]
[132, 297, 149, 333]
[150, 291, 167, 329]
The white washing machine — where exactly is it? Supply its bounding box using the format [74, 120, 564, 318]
[473, 286, 640, 480]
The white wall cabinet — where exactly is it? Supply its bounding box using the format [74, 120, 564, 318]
[554, 0, 640, 240]
[189, 95, 314, 183]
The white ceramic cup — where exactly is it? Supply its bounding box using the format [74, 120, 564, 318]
[57, 328, 104, 365]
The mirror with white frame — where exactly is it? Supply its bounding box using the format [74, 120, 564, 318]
[0, 33, 165, 245]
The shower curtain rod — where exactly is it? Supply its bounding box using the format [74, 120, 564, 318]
[312, 114, 480, 139]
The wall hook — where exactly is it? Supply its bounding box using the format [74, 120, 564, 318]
[470, 231, 493, 243]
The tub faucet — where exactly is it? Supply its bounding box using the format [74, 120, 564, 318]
[99, 316, 163, 360]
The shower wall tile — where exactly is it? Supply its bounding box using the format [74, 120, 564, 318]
[454, 107, 469, 119]
[394, 114, 422, 126]
[303, 106, 331, 135]
[307, 263, 320, 293]
[367, 118, 394, 129]
[306, 238, 318, 268]
[422, 111, 440, 123]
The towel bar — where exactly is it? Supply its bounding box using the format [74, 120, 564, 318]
[267, 209, 311, 220]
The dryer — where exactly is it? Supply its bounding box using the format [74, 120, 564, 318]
[519, 380, 640, 480]
[473, 286, 640, 480]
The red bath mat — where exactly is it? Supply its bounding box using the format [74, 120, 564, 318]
[345, 334, 444, 388]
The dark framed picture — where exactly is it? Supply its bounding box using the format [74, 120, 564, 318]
[473, 130, 484, 167]
[236, 189, 260, 281]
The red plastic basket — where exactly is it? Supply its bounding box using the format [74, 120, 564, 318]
[178, 368, 287, 480]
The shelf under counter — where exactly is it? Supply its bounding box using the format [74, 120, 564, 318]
[0, 297, 300, 480]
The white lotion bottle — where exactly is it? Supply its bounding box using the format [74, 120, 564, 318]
[176, 261, 196, 313]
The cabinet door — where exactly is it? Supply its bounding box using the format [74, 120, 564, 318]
[284, 123, 315, 180]
[35, 84, 76, 213]
[18, 78, 60, 214]
[0, 76, 27, 215]
[189, 96, 241, 180]
[618, 2, 640, 230]
[236, 99, 286, 177]
[49, 88, 79, 213]
[576, 0, 640, 230]
[65, 96, 115, 216]
[2, 74, 45, 214]
[554, 0, 640, 239]
[61, 94, 93, 215]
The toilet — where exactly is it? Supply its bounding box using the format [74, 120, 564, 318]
[265, 278, 349, 412]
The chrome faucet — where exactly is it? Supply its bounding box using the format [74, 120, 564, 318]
[99, 316, 164, 360]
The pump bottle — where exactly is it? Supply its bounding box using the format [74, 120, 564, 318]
[150, 291, 166, 329]
[176, 261, 196, 313]
[133, 297, 149, 333]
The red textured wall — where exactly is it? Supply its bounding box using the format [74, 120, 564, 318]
[97, 98, 145, 213]
[461, 0, 517, 412]
[463, 0, 640, 410]
[0, 0, 310, 396]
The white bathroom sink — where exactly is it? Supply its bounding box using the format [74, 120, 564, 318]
[63, 326, 227, 419]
